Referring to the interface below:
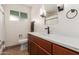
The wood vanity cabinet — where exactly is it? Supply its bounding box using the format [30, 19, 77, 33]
[28, 34, 79, 55]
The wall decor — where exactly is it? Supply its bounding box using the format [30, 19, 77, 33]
[66, 9, 78, 19]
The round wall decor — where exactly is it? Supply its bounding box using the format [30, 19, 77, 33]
[66, 9, 78, 19]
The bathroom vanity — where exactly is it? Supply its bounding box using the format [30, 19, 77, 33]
[28, 32, 79, 55]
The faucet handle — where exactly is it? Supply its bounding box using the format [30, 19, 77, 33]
[45, 26, 49, 29]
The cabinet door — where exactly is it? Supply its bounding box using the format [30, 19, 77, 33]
[29, 41, 50, 55]
[53, 44, 79, 55]
[29, 35, 52, 53]
[37, 45, 51, 55]
[30, 41, 38, 55]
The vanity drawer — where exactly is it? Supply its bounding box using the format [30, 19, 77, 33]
[29, 35, 52, 53]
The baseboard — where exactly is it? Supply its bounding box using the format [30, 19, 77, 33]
[3, 44, 20, 51]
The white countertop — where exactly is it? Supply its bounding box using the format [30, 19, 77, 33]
[28, 32, 79, 52]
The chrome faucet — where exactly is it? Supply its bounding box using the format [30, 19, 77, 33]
[45, 26, 50, 34]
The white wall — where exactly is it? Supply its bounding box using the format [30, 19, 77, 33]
[3, 4, 31, 47]
[31, 4, 79, 38]
[31, 5, 45, 34]
[55, 4, 79, 38]
[0, 5, 5, 41]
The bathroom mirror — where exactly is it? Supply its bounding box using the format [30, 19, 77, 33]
[44, 4, 58, 25]
[44, 4, 58, 19]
